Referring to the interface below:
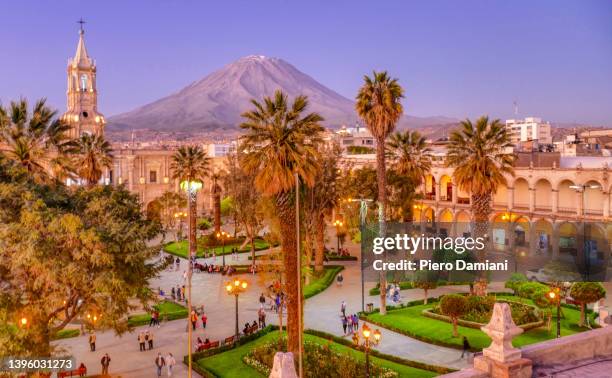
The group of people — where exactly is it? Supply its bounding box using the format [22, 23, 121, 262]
[387, 283, 402, 303]
[154, 352, 177, 377]
[170, 285, 186, 302]
[149, 309, 162, 327]
[138, 330, 155, 351]
[189, 309, 207, 330]
[242, 320, 260, 335]
[196, 337, 211, 350]
[339, 300, 359, 335]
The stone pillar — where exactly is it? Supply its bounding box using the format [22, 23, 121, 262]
[529, 187, 535, 213]
[127, 156, 135, 192]
[551, 189, 559, 213]
[576, 191, 583, 217]
[474, 303, 532, 378]
[507, 187, 514, 210]
[604, 191, 610, 218]
[435, 182, 441, 202]
[529, 222, 537, 255]
[551, 222, 560, 260]
[452, 184, 458, 205]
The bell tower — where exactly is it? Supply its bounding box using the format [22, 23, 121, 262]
[62, 20, 105, 138]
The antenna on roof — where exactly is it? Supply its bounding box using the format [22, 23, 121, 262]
[77, 18, 86, 33]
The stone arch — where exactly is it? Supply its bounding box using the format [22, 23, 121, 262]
[558, 221, 578, 261]
[513, 177, 530, 210]
[438, 208, 453, 223]
[424, 174, 436, 200]
[533, 218, 553, 254]
[533, 178, 552, 211]
[583, 179, 605, 216]
[493, 182, 508, 207]
[512, 216, 530, 248]
[455, 211, 471, 237]
[440, 175, 453, 202]
[557, 179, 577, 214]
[422, 207, 435, 223]
[491, 212, 510, 251]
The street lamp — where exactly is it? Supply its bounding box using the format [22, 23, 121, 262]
[333, 219, 343, 252]
[180, 179, 203, 378]
[174, 211, 187, 240]
[354, 323, 381, 378]
[225, 279, 248, 340]
[346, 198, 373, 312]
[216, 230, 230, 267]
[19, 317, 28, 328]
[548, 287, 561, 338]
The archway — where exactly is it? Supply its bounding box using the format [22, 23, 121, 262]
[455, 211, 471, 237]
[558, 179, 577, 214]
[438, 209, 453, 237]
[534, 219, 553, 254]
[558, 222, 578, 262]
[493, 183, 508, 207]
[440, 175, 453, 202]
[513, 178, 529, 210]
[512, 216, 530, 248]
[424, 175, 436, 200]
[534, 179, 552, 212]
[491, 213, 509, 250]
[584, 180, 604, 216]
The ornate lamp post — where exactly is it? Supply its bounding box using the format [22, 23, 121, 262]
[216, 230, 230, 267]
[180, 180, 203, 378]
[548, 287, 561, 338]
[354, 323, 381, 378]
[347, 198, 373, 312]
[333, 219, 343, 252]
[174, 211, 187, 240]
[225, 279, 248, 340]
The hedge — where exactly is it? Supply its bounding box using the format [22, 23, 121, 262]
[304, 265, 344, 299]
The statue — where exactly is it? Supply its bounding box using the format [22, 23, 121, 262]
[269, 352, 298, 378]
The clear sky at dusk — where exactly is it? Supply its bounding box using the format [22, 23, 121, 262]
[1, 0, 611, 125]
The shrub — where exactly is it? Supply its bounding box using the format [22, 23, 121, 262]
[505, 273, 528, 295]
[518, 282, 548, 299]
[439, 294, 468, 337]
[570, 282, 606, 326]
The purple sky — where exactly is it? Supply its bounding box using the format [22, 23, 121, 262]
[1, 0, 611, 125]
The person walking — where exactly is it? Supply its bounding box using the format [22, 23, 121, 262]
[155, 352, 166, 378]
[347, 316, 353, 334]
[89, 332, 96, 352]
[100, 353, 111, 376]
[336, 272, 344, 287]
[166, 353, 176, 377]
[138, 331, 146, 351]
[341, 316, 348, 335]
[190, 310, 198, 330]
[201, 312, 207, 329]
[340, 300, 346, 317]
[258, 307, 266, 328]
[461, 336, 471, 358]
[149, 310, 157, 327]
[259, 293, 266, 307]
[148, 330, 155, 350]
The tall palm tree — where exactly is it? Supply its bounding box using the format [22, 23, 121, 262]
[239, 90, 324, 356]
[70, 133, 113, 186]
[210, 171, 223, 234]
[356, 71, 404, 314]
[386, 130, 432, 221]
[170, 145, 210, 377]
[446, 116, 514, 293]
[0, 98, 72, 182]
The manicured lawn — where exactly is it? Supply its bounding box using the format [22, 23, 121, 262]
[363, 294, 597, 351]
[127, 300, 188, 327]
[197, 330, 438, 377]
[53, 328, 80, 340]
[303, 266, 344, 299]
[164, 239, 270, 258]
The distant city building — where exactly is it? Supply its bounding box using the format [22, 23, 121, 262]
[505, 117, 552, 145]
[204, 142, 236, 157]
[334, 123, 376, 153]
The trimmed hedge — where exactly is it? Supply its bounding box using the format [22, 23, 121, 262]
[127, 300, 188, 327]
[53, 328, 80, 340]
[303, 265, 344, 299]
[303, 329, 455, 375]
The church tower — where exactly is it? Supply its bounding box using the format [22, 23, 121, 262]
[62, 22, 105, 138]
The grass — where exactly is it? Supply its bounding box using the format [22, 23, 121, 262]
[196, 330, 438, 378]
[363, 294, 597, 351]
[127, 300, 188, 327]
[53, 328, 80, 340]
[164, 239, 271, 259]
[303, 265, 344, 299]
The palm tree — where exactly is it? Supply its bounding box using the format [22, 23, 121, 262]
[446, 116, 514, 293]
[356, 71, 404, 314]
[70, 133, 113, 186]
[170, 145, 211, 377]
[387, 131, 432, 221]
[0, 98, 72, 182]
[239, 90, 324, 356]
[210, 171, 223, 234]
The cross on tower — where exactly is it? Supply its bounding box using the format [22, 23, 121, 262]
[77, 18, 86, 32]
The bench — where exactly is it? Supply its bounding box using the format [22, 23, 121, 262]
[223, 335, 235, 345]
[196, 340, 219, 352]
[58, 366, 87, 377]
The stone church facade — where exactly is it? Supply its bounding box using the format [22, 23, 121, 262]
[61, 27, 218, 214]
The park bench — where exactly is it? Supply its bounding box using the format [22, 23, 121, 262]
[58, 366, 87, 377]
[196, 340, 219, 352]
[223, 335, 235, 345]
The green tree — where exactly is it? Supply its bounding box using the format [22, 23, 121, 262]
[569, 282, 606, 327]
[446, 117, 514, 294]
[69, 133, 113, 186]
[387, 130, 432, 184]
[531, 287, 554, 331]
[356, 71, 404, 315]
[413, 270, 438, 305]
[505, 273, 528, 295]
[439, 294, 468, 337]
[0, 169, 162, 356]
[211, 170, 223, 233]
[0, 98, 73, 183]
[147, 191, 187, 231]
[239, 90, 324, 355]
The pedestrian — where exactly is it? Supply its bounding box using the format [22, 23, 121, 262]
[341, 300, 346, 317]
[100, 353, 111, 376]
[171, 287, 176, 300]
[138, 331, 146, 351]
[347, 316, 353, 334]
[341, 316, 348, 335]
[89, 332, 96, 352]
[461, 336, 471, 358]
[190, 310, 197, 330]
[149, 310, 157, 327]
[259, 293, 266, 307]
[336, 273, 344, 287]
[275, 294, 281, 313]
[155, 352, 166, 378]
[258, 307, 266, 328]
[148, 330, 155, 350]
[201, 313, 207, 329]
[166, 352, 176, 377]
[353, 314, 359, 330]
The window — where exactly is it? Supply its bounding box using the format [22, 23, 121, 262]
[149, 170, 157, 183]
[80, 74, 88, 91]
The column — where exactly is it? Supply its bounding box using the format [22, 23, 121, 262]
[551, 189, 559, 213]
[529, 187, 535, 213]
[435, 182, 440, 202]
[576, 191, 583, 217]
[529, 221, 537, 255]
[127, 156, 135, 192]
[507, 187, 514, 210]
[551, 222, 559, 260]
[452, 184, 458, 205]
[603, 191, 610, 218]
[506, 221, 515, 254]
